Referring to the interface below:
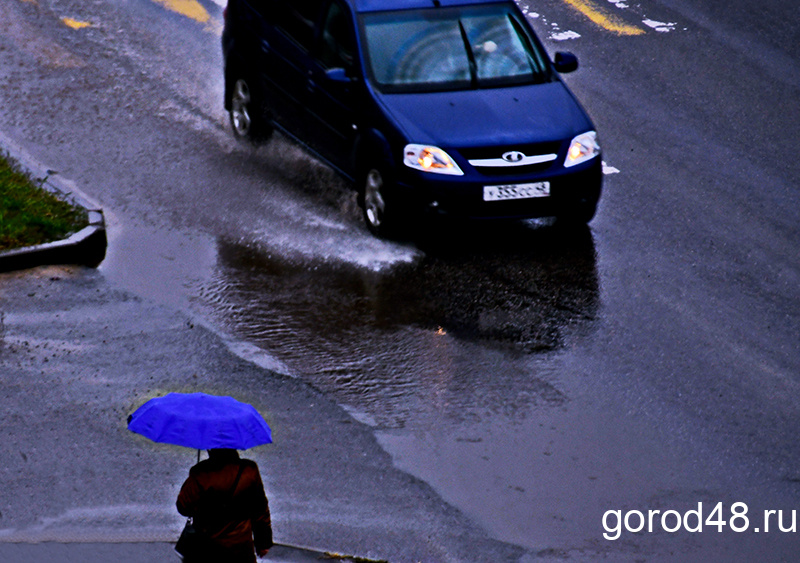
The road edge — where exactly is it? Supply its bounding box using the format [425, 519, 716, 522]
[0, 131, 107, 273]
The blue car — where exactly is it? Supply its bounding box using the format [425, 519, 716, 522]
[222, 0, 602, 237]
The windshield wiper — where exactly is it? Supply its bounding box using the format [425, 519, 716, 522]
[457, 20, 478, 88]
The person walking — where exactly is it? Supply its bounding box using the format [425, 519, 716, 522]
[177, 448, 273, 562]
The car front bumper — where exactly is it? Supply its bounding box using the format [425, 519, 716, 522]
[393, 157, 603, 221]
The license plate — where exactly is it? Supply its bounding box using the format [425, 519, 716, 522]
[483, 182, 550, 201]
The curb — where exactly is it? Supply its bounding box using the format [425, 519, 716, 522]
[0, 132, 107, 273]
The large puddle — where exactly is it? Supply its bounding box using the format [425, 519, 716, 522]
[195, 221, 599, 430]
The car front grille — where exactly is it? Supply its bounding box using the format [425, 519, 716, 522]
[458, 142, 562, 176]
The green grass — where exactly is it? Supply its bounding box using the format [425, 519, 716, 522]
[0, 154, 88, 252]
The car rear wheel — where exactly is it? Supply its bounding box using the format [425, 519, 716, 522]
[229, 77, 271, 144]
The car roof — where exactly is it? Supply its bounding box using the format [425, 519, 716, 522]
[351, 0, 510, 14]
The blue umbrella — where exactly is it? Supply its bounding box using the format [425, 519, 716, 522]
[127, 392, 272, 450]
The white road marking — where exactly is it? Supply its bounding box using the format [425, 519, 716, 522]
[552, 30, 582, 41]
[643, 19, 678, 32]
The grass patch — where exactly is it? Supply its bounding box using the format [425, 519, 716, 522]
[0, 153, 88, 252]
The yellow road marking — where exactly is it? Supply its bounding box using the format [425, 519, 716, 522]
[152, 0, 210, 24]
[62, 18, 92, 30]
[4, 1, 85, 68]
[562, 0, 645, 36]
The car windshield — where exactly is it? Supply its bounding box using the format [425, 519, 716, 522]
[361, 5, 550, 93]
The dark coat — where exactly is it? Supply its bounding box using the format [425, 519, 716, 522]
[177, 450, 273, 562]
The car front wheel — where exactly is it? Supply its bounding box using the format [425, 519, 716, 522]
[361, 167, 397, 238]
[229, 77, 271, 144]
[556, 199, 598, 227]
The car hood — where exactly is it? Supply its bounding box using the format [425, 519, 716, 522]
[374, 81, 592, 148]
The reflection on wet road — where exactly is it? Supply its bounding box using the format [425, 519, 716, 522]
[198, 222, 598, 429]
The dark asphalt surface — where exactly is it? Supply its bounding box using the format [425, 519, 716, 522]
[1, 0, 799, 561]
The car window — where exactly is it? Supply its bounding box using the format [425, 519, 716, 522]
[361, 5, 550, 92]
[318, 1, 356, 72]
[270, 0, 325, 51]
[363, 15, 471, 90]
[465, 12, 536, 81]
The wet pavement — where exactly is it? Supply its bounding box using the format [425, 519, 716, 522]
[0, 266, 522, 562]
[195, 223, 600, 429]
[1, 0, 799, 561]
[0, 542, 177, 563]
[0, 541, 367, 563]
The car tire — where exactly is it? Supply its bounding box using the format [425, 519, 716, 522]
[360, 166, 398, 238]
[556, 199, 598, 226]
[229, 76, 271, 144]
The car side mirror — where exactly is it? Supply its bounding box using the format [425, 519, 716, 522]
[554, 52, 579, 73]
[325, 67, 352, 83]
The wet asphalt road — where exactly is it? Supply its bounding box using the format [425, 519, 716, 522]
[1, 0, 799, 561]
[0, 266, 517, 562]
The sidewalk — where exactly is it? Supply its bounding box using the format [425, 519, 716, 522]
[0, 541, 365, 562]
[0, 542, 179, 563]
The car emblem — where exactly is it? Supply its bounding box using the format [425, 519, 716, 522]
[502, 151, 525, 163]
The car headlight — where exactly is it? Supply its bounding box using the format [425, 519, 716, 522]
[403, 144, 464, 176]
[564, 131, 600, 168]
